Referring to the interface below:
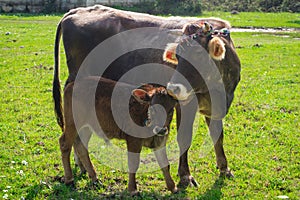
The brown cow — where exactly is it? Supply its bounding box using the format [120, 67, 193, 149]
[165, 22, 241, 183]
[53, 5, 236, 187]
[60, 76, 177, 194]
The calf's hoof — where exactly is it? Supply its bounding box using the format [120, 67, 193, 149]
[178, 175, 198, 188]
[220, 168, 234, 178]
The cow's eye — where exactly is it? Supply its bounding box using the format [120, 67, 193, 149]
[144, 118, 151, 127]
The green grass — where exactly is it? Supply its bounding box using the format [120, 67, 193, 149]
[0, 12, 299, 199]
[201, 11, 300, 28]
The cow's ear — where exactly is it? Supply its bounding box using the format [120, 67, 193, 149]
[132, 89, 150, 103]
[163, 43, 178, 65]
[208, 37, 226, 60]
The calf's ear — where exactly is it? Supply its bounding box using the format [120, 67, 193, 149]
[163, 43, 178, 65]
[132, 89, 150, 103]
[208, 37, 226, 61]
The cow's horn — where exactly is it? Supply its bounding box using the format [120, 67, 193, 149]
[202, 22, 211, 32]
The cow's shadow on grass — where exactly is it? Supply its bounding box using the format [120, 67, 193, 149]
[25, 172, 225, 199]
[195, 176, 226, 200]
[25, 174, 188, 200]
[46, 182, 188, 200]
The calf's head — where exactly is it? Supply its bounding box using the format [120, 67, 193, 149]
[131, 85, 177, 136]
[164, 22, 228, 101]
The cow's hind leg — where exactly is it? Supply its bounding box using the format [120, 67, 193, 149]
[59, 125, 77, 185]
[205, 118, 233, 178]
[154, 147, 178, 193]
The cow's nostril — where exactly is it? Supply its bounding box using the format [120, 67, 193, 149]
[153, 126, 168, 136]
[173, 86, 180, 95]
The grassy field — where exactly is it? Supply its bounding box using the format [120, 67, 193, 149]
[201, 12, 300, 28]
[0, 11, 299, 199]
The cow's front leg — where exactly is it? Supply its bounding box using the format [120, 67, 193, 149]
[176, 103, 198, 188]
[154, 147, 178, 193]
[126, 137, 142, 195]
[205, 118, 233, 178]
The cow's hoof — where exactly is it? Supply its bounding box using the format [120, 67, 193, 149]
[178, 175, 198, 188]
[220, 168, 234, 178]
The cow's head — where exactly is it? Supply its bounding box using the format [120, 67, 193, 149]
[164, 22, 228, 102]
[132, 85, 176, 136]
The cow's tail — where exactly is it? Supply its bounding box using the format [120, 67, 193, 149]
[53, 21, 64, 131]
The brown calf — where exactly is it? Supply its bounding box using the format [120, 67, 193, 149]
[59, 77, 177, 194]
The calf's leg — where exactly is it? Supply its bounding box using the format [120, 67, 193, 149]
[73, 126, 91, 174]
[154, 147, 177, 193]
[205, 117, 233, 177]
[59, 124, 77, 185]
[126, 137, 142, 195]
[73, 146, 86, 174]
[73, 131, 98, 183]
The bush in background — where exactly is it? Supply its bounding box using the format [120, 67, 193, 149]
[281, 0, 300, 12]
[114, 0, 202, 16]
[154, 0, 202, 15]
[43, 0, 57, 13]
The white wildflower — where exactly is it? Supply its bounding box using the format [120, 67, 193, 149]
[3, 194, 8, 199]
[17, 170, 24, 176]
[277, 195, 289, 199]
[21, 160, 28, 166]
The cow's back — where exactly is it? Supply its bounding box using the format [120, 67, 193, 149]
[60, 5, 230, 82]
[61, 5, 187, 78]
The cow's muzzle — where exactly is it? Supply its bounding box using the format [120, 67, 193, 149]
[153, 126, 168, 136]
[167, 82, 193, 101]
